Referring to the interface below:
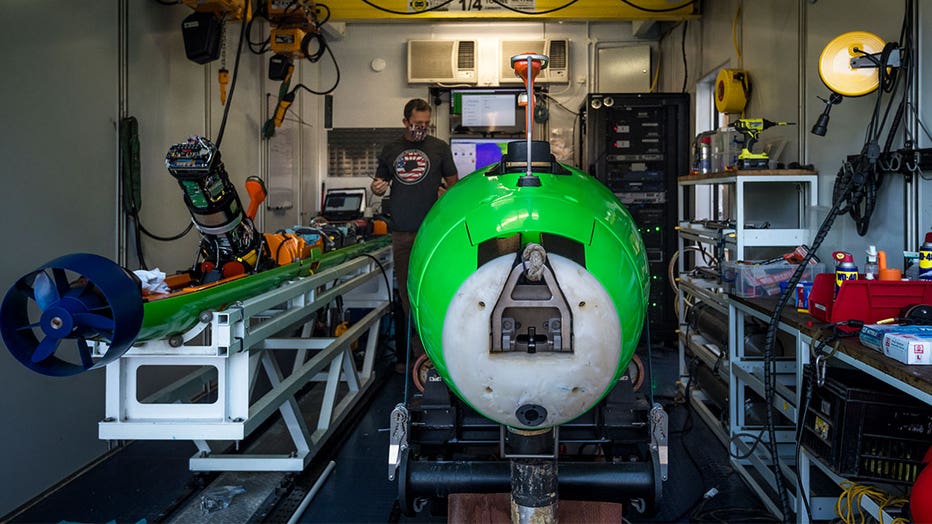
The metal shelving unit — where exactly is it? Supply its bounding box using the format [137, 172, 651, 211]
[677, 170, 818, 261]
[676, 170, 819, 521]
[676, 170, 818, 380]
[729, 298, 814, 521]
[730, 296, 929, 523]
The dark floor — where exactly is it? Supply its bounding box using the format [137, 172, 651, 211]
[9, 439, 202, 524]
[302, 346, 778, 523]
[6, 346, 777, 524]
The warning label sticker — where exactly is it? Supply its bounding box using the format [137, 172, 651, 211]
[410, 0, 536, 13]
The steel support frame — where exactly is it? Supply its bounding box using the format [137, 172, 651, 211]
[98, 246, 392, 471]
[728, 299, 809, 522]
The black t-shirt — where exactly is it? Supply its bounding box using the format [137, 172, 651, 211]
[376, 134, 457, 232]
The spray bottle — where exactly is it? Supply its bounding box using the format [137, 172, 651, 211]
[920, 232, 932, 281]
[864, 245, 879, 280]
[833, 251, 858, 295]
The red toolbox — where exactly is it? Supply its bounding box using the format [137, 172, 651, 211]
[808, 274, 932, 324]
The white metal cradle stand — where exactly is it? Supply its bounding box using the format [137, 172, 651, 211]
[96, 245, 393, 472]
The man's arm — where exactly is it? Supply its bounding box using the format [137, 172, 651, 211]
[438, 174, 458, 197]
[371, 178, 389, 196]
[371, 158, 392, 196]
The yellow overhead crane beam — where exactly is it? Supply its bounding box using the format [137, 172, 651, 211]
[328, 0, 698, 22]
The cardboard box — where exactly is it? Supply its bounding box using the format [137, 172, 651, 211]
[882, 333, 932, 365]
[860, 324, 932, 351]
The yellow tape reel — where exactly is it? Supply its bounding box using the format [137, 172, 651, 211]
[818, 31, 886, 97]
[715, 68, 750, 114]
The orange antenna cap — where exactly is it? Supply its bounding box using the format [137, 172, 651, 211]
[513, 52, 544, 87]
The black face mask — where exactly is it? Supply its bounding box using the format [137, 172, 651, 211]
[407, 123, 429, 142]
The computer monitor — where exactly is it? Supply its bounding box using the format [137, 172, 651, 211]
[450, 88, 529, 136]
[450, 137, 516, 178]
[322, 188, 366, 221]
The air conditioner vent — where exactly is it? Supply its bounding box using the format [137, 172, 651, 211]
[457, 40, 475, 70]
[549, 39, 567, 69]
[407, 39, 478, 84]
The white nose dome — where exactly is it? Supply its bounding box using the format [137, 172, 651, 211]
[442, 253, 622, 430]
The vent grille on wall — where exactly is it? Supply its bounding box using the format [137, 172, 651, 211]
[499, 39, 570, 84]
[457, 40, 475, 69]
[407, 40, 478, 84]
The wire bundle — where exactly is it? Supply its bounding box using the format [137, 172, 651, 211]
[836, 481, 909, 524]
[758, 3, 918, 520]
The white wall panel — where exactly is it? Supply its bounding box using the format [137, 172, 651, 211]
[804, 0, 909, 262]
[0, 1, 118, 515]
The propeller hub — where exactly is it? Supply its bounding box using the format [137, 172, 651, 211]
[41, 306, 74, 337]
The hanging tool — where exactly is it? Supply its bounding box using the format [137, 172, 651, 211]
[218, 68, 229, 105]
[262, 63, 296, 138]
[218, 25, 229, 105]
[733, 118, 795, 169]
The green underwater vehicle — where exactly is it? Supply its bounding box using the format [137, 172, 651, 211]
[393, 54, 663, 520]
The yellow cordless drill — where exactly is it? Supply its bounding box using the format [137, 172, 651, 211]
[734, 118, 794, 170]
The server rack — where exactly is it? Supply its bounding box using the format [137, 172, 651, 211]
[582, 93, 689, 346]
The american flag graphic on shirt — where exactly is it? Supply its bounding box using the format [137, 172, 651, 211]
[393, 149, 430, 185]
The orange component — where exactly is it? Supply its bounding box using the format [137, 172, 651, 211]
[218, 68, 229, 105]
[412, 353, 433, 393]
[512, 53, 543, 85]
[371, 220, 388, 236]
[334, 320, 349, 337]
[245, 176, 267, 220]
[512, 53, 542, 132]
[221, 260, 246, 278]
[164, 273, 194, 291]
[334, 320, 359, 351]
[264, 232, 311, 265]
[181, 0, 247, 20]
[877, 250, 903, 281]
[200, 261, 216, 275]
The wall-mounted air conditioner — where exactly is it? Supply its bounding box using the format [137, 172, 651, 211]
[407, 40, 478, 84]
[499, 39, 569, 85]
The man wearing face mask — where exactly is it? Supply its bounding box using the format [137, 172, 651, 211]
[370, 98, 458, 373]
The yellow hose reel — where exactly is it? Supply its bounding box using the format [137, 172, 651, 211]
[818, 31, 886, 97]
[715, 68, 750, 114]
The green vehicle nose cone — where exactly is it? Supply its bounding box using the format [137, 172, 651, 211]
[407, 149, 649, 430]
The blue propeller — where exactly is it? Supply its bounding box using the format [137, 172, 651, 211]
[1, 253, 143, 376]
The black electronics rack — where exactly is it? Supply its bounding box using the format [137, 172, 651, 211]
[582, 93, 689, 346]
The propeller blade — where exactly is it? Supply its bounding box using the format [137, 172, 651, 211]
[75, 279, 93, 298]
[51, 268, 70, 295]
[88, 304, 113, 313]
[15, 322, 42, 332]
[33, 272, 59, 310]
[73, 313, 115, 333]
[76, 337, 94, 368]
[32, 336, 60, 363]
